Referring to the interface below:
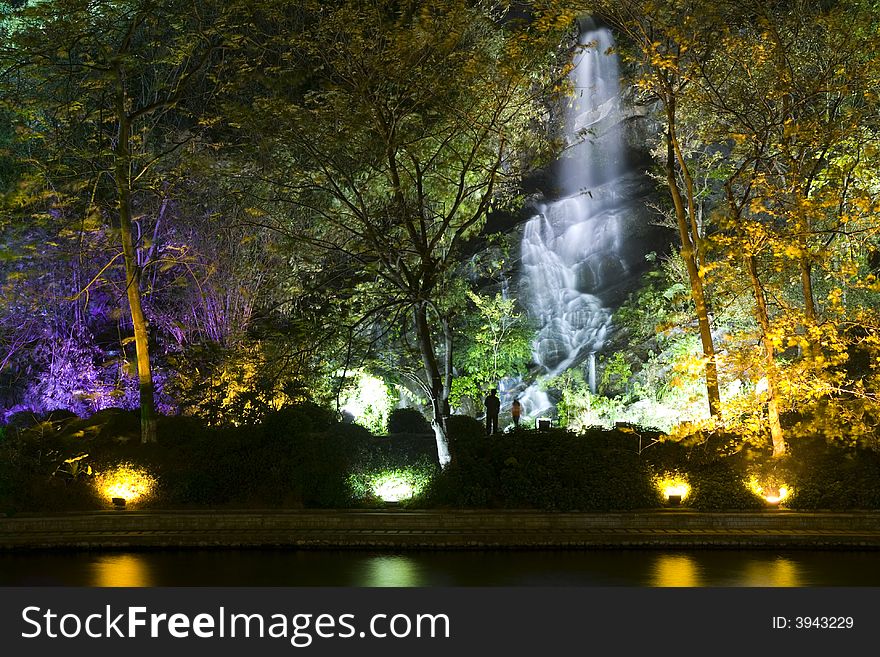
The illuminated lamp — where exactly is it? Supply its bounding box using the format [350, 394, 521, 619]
[657, 475, 690, 506]
[749, 477, 790, 505]
[94, 464, 157, 508]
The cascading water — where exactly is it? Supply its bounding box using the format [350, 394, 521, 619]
[519, 24, 628, 416]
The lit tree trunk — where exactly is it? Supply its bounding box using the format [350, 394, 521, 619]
[664, 124, 721, 417]
[796, 196, 817, 358]
[746, 255, 785, 457]
[800, 256, 816, 355]
[414, 302, 451, 467]
[114, 63, 157, 444]
[441, 315, 453, 419]
[800, 261, 816, 321]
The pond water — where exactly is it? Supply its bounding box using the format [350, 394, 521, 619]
[2, 549, 880, 587]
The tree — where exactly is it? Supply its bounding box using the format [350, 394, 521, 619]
[690, 0, 880, 455]
[595, 0, 724, 418]
[448, 290, 532, 412]
[0, 0, 227, 441]
[232, 0, 573, 466]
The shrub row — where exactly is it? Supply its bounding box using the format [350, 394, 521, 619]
[3, 407, 880, 512]
[427, 420, 661, 510]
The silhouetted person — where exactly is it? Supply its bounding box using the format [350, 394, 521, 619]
[511, 398, 522, 429]
[484, 389, 500, 435]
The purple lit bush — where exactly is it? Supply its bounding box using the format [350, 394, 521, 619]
[1, 328, 174, 423]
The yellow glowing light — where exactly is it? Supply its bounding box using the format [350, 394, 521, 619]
[656, 474, 691, 501]
[748, 477, 790, 505]
[94, 463, 157, 507]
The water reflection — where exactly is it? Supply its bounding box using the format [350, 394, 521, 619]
[361, 555, 423, 587]
[651, 554, 702, 587]
[91, 554, 153, 587]
[0, 550, 877, 587]
[740, 556, 802, 587]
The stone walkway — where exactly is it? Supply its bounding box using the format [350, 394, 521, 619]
[3, 509, 880, 549]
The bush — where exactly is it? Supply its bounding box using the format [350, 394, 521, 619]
[146, 419, 369, 508]
[784, 437, 880, 509]
[0, 404, 376, 511]
[641, 436, 765, 510]
[263, 403, 336, 436]
[387, 407, 431, 434]
[6, 403, 880, 513]
[426, 428, 661, 510]
[54, 407, 140, 443]
[685, 459, 765, 510]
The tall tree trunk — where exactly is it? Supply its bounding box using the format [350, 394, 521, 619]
[746, 255, 786, 457]
[114, 65, 157, 444]
[664, 126, 721, 417]
[415, 302, 451, 467]
[441, 315, 453, 419]
[795, 193, 817, 358]
[799, 256, 816, 355]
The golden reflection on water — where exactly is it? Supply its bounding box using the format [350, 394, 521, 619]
[741, 556, 802, 587]
[91, 554, 154, 587]
[651, 554, 703, 587]
[362, 555, 422, 587]
[650, 553, 804, 587]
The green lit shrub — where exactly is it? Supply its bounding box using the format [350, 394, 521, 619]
[338, 370, 394, 434]
[348, 432, 438, 505]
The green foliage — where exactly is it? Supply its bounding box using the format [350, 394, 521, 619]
[614, 253, 696, 349]
[599, 351, 632, 396]
[337, 370, 394, 435]
[460, 291, 533, 387]
[448, 376, 482, 410]
[543, 369, 590, 428]
[445, 287, 535, 411]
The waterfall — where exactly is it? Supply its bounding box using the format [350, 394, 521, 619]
[519, 24, 627, 416]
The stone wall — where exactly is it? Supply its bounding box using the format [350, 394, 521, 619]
[3, 510, 880, 549]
